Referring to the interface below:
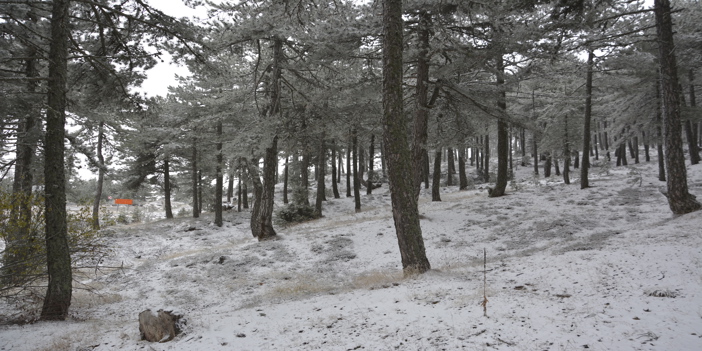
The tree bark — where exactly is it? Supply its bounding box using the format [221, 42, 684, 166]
[367, 134, 375, 194]
[164, 156, 173, 219]
[41, 0, 72, 321]
[331, 141, 340, 198]
[483, 134, 490, 182]
[382, 0, 431, 274]
[283, 156, 289, 204]
[92, 122, 105, 229]
[214, 120, 223, 227]
[458, 147, 468, 190]
[346, 136, 352, 197]
[432, 148, 442, 201]
[581, 49, 594, 189]
[191, 140, 199, 218]
[654, 0, 701, 214]
[352, 128, 361, 212]
[446, 148, 456, 186]
[315, 137, 326, 217]
[411, 10, 431, 200]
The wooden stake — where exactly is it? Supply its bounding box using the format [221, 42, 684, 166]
[482, 248, 488, 317]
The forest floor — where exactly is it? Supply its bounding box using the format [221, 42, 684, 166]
[1, 154, 702, 351]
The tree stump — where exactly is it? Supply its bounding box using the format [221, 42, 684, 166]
[138, 309, 183, 342]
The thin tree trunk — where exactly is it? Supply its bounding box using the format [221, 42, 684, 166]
[331, 141, 340, 198]
[353, 129, 361, 212]
[198, 170, 203, 215]
[4, 11, 41, 282]
[41, 0, 72, 320]
[423, 150, 429, 189]
[300, 149, 310, 206]
[483, 134, 490, 182]
[412, 10, 431, 200]
[164, 156, 173, 219]
[192, 140, 199, 218]
[654, 0, 701, 214]
[227, 164, 234, 204]
[92, 122, 105, 229]
[383, 0, 431, 274]
[432, 148, 442, 201]
[215, 120, 223, 227]
[283, 156, 289, 204]
[367, 134, 375, 195]
[237, 170, 242, 212]
[554, 155, 561, 176]
[490, 56, 508, 198]
[533, 135, 539, 176]
[544, 153, 552, 177]
[315, 137, 326, 217]
[447, 147, 455, 186]
[458, 147, 468, 190]
[346, 136, 352, 197]
[581, 49, 594, 189]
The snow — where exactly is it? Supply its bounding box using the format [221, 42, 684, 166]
[1, 154, 702, 351]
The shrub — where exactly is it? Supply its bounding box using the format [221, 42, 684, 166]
[276, 203, 319, 224]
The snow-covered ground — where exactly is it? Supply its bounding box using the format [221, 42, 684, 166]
[1, 154, 701, 351]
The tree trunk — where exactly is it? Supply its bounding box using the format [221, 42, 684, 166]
[300, 149, 310, 206]
[191, 140, 199, 218]
[92, 122, 105, 229]
[237, 171, 242, 212]
[411, 10, 431, 200]
[164, 156, 173, 219]
[654, 0, 701, 214]
[4, 11, 41, 283]
[544, 153, 552, 177]
[383, 0, 431, 274]
[689, 69, 699, 161]
[249, 158, 262, 238]
[283, 156, 289, 204]
[41, 0, 72, 321]
[331, 141, 340, 198]
[483, 134, 490, 182]
[367, 134, 375, 194]
[352, 129, 361, 212]
[458, 147, 468, 190]
[554, 155, 561, 176]
[490, 57, 508, 198]
[257, 136, 278, 240]
[198, 170, 203, 215]
[315, 137, 326, 217]
[214, 120, 223, 227]
[533, 133, 539, 176]
[346, 137, 352, 197]
[447, 147, 455, 186]
[432, 148, 442, 201]
[581, 49, 594, 189]
[423, 149, 430, 189]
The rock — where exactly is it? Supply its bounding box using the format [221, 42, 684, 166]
[138, 309, 184, 342]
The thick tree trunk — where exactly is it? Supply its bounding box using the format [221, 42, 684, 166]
[249, 158, 262, 238]
[331, 141, 340, 198]
[92, 122, 105, 229]
[490, 56, 508, 198]
[257, 136, 278, 240]
[352, 129, 361, 212]
[581, 50, 594, 189]
[367, 134, 375, 195]
[544, 153, 552, 177]
[164, 157, 173, 219]
[382, 0, 431, 274]
[214, 121, 223, 227]
[41, 0, 72, 321]
[432, 148, 442, 201]
[554, 156, 561, 176]
[654, 0, 701, 214]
